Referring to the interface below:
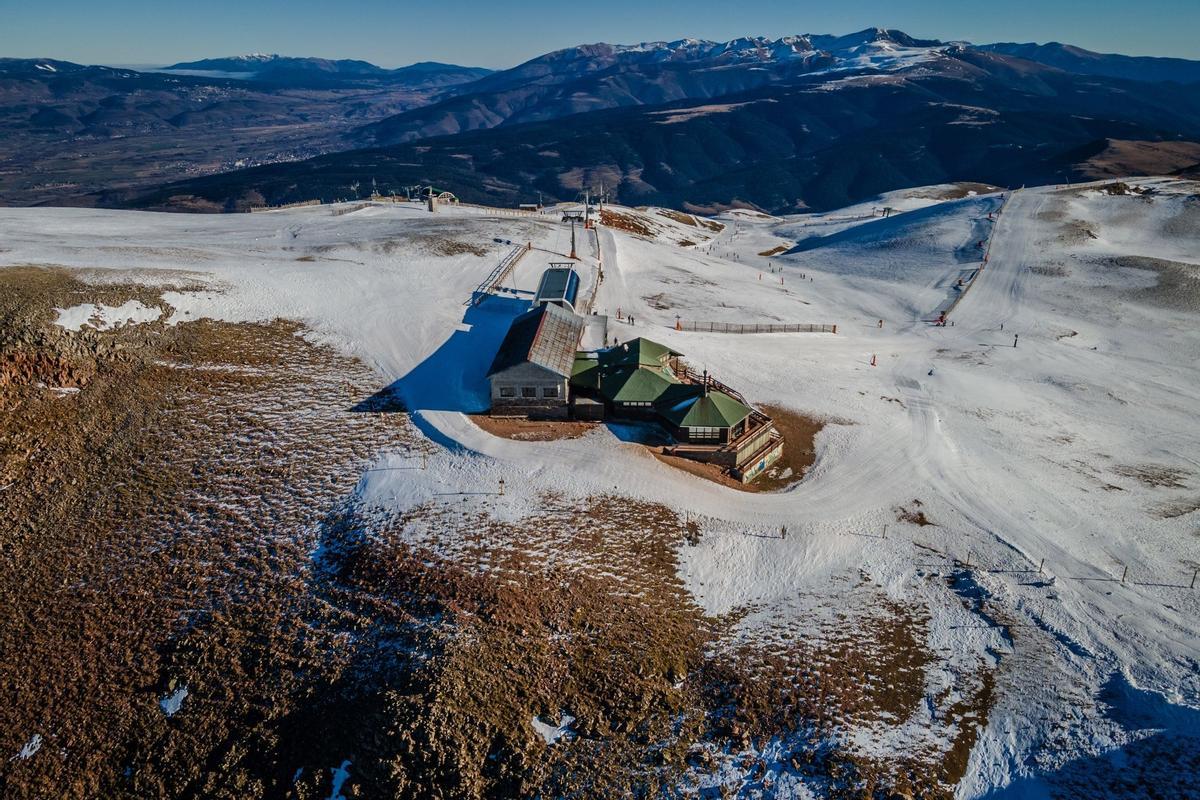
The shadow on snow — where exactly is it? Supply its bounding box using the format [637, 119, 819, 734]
[978, 671, 1200, 798]
[351, 294, 529, 418]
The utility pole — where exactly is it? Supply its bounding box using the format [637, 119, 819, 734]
[569, 219, 578, 260]
[584, 188, 591, 229]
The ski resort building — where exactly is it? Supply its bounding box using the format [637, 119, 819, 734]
[570, 338, 784, 482]
[484, 306, 782, 481]
[487, 304, 584, 418]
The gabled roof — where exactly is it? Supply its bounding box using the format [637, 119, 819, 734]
[487, 304, 584, 378]
[599, 338, 683, 368]
[570, 353, 601, 389]
[599, 364, 681, 403]
[659, 390, 753, 429]
[654, 382, 704, 410]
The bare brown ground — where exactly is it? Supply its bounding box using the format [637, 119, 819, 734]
[896, 499, 936, 526]
[653, 451, 756, 491]
[0, 267, 416, 799]
[337, 495, 993, 799]
[1076, 139, 1200, 180]
[910, 182, 1003, 200]
[648, 405, 824, 493]
[656, 208, 701, 227]
[755, 404, 825, 492]
[469, 414, 599, 441]
[758, 245, 790, 257]
[600, 208, 655, 237]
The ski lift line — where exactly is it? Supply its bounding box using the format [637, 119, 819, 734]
[937, 190, 1014, 324]
[471, 244, 530, 305]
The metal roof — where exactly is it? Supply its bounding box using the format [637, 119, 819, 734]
[534, 267, 580, 308]
[659, 390, 753, 429]
[487, 304, 584, 378]
[600, 338, 682, 368]
[599, 364, 681, 403]
[570, 354, 601, 388]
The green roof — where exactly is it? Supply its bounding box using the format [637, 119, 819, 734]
[571, 353, 600, 389]
[653, 382, 704, 410]
[600, 364, 681, 403]
[599, 338, 682, 368]
[659, 390, 753, 429]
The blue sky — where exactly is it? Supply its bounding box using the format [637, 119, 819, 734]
[2, 0, 1198, 68]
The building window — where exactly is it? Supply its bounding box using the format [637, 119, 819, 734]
[522, 387, 537, 398]
[690, 426, 722, 440]
[542, 386, 559, 399]
[500, 386, 515, 398]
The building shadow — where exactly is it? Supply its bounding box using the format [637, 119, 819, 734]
[605, 420, 673, 446]
[352, 295, 530, 416]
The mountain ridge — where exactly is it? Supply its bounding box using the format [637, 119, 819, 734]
[7, 28, 1200, 209]
[353, 27, 956, 146]
[978, 41, 1200, 84]
[158, 55, 492, 89]
[120, 46, 1200, 214]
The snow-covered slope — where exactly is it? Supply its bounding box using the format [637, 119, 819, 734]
[1, 180, 1197, 796]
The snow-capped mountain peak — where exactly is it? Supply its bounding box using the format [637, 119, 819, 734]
[530, 29, 951, 72]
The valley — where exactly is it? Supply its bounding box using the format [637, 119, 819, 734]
[0, 57, 489, 207]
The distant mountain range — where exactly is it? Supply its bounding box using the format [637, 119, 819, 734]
[159, 54, 491, 89]
[977, 42, 1200, 84]
[119, 30, 1200, 214]
[353, 28, 952, 145]
[3, 29, 1200, 211]
[0, 55, 490, 205]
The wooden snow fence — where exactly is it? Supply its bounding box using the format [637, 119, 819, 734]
[675, 321, 837, 335]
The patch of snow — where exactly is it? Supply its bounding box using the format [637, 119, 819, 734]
[159, 686, 188, 716]
[16, 734, 42, 760]
[531, 713, 576, 744]
[54, 300, 161, 331]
